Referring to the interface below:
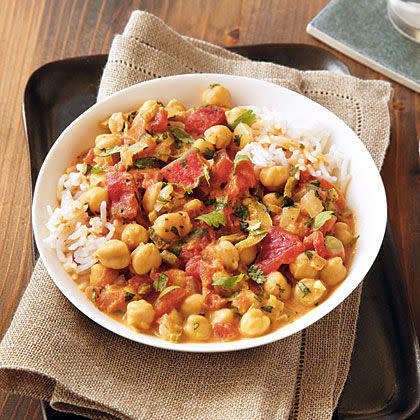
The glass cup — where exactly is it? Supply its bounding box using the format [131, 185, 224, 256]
[387, 0, 420, 42]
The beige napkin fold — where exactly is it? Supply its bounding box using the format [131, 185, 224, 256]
[0, 11, 392, 420]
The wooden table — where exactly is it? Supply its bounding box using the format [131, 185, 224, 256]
[0, 0, 418, 418]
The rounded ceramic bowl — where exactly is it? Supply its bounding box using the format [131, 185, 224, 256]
[32, 74, 387, 352]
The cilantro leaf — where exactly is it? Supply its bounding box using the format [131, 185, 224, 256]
[134, 157, 158, 169]
[85, 164, 104, 175]
[298, 282, 311, 297]
[233, 203, 249, 220]
[234, 134, 241, 146]
[125, 292, 135, 302]
[232, 154, 251, 174]
[169, 127, 194, 144]
[228, 109, 256, 130]
[178, 228, 209, 245]
[203, 147, 215, 160]
[281, 196, 294, 208]
[305, 185, 323, 201]
[197, 154, 211, 185]
[153, 286, 180, 306]
[304, 251, 313, 260]
[248, 265, 267, 284]
[95, 145, 123, 157]
[195, 211, 227, 228]
[153, 273, 169, 292]
[246, 221, 267, 236]
[208, 83, 220, 89]
[212, 273, 244, 288]
[261, 305, 273, 313]
[313, 211, 335, 231]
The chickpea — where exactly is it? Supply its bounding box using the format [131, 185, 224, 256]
[108, 112, 125, 133]
[290, 252, 321, 280]
[184, 315, 212, 340]
[225, 107, 246, 125]
[233, 122, 253, 148]
[153, 211, 192, 242]
[334, 222, 354, 246]
[238, 245, 257, 265]
[184, 199, 202, 212]
[204, 125, 233, 149]
[262, 193, 283, 208]
[158, 309, 183, 342]
[192, 138, 215, 155]
[131, 243, 162, 275]
[181, 294, 204, 316]
[80, 186, 108, 213]
[239, 308, 271, 337]
[259, 165, 289, 190]
[215, 240, 240, 271]
[94, 239, 131, 269]
[95, 134, 122, 150]
[121, 223, 149, 250]
[127, 300, 155, 330]
[201, 85, 231, 108]
[320, 257, 347, 286]
[210, 308, 235, 325]
[294, 279, 327, 306]
[264, 271, 292, 300]
[142, 182, 162, 213]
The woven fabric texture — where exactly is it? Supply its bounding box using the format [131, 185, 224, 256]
[0, 10, 392, 420]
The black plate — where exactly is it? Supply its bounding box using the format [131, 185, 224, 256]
[22, 45, 420, 420]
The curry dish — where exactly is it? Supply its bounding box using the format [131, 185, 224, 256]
[46, 84, 357, 343]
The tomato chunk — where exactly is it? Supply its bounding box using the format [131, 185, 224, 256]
[303, 231, 336, 259]
[213, 322, 239, 339]
[154, 287, 188, 317]
[185, 106, 227, 135]
[84, 148, 96, 165]
[148, 108, 168, 133]
[225, 159, 257, 198]
[160, 149, 210, 189]
[106, 172, 140, 220]
[210, 150, 233, 188]
[255, 227, 305, 274]
[318, 179, 346, 213]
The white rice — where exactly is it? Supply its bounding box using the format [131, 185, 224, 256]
[239, 106, 350, 191]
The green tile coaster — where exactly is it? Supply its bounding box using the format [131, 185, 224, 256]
[307, 0, 420, 93]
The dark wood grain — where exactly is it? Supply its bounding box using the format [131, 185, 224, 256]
[0, 1, 418, 419]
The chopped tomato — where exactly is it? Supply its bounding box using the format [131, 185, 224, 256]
[314, 215, 337, 236]
[148, 108, 168, 133]
[84, 148, 96, 165]
[185, 255, 202, 282]
[213, 322, 239, 339]
[95, 267, 119, 288]
[86, 286, 127, 314]
[303, 231, 331, 259]
[106, 172, 140, 220]
[127, 274, 153, 292]
[255, 227, 305, 274]
[210, 150, 233, 188]
[203, 292, 227, 311]
[160, 149, 210, 189]
[154, 287, 188, 317]
[185, 106, 227, 135]
[132, 168, 163, 190]
[225, 159, 257, 198]
[318, 179, 346, 212]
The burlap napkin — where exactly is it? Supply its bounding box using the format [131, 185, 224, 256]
[0, 11, 392, 420]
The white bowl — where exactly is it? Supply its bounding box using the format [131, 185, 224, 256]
[32, 74, 387, 352]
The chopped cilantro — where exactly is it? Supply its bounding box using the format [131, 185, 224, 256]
[125, 292, 135, 302]
[254, 295, 262, 303]
[178, 228, 209, 245]
[212, 273, 244, 288]
[203, 198, 217, 206]
[95, 145, 122, 157]
[169, 127, 194, 144]
[305, 185, 323, 201]
[289, 165, 298, 176]
[85, 164, 104, 175]
[208, 83, 220, 89]
[134, 157, 158, 169]
[162, 131, 168, 139]
[193, 322, 199, 330]
[153, 273, 169, 292]
[203, 147, 215, 160]
[228, 109, 256, 130]
[246, 221, 268, 236]
[181, 157, 188, 168]
[313, 211, 335, 231]
[91, 289, 98, 303]
[281, 196, 295, 208]
[233, 203, 249, 220]
[234, 134, 241, 146]
[171, 226, 181, 237]
[298, 282, 311, 297]
[197, 154, 211, 185]
[223, 290, 241, 299]
[248, 265, 267, 284]
[310, 180, 321, 187]
[195, 211, 227, 228]
[304, 219, 313, 228]
[168, 246, 182, 257]
[261, 305, 273, 313]
[304, 251, 313, 260]
[239, 220, 249, 231]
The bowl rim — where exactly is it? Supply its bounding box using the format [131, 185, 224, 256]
[32, 73, 387, 353]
